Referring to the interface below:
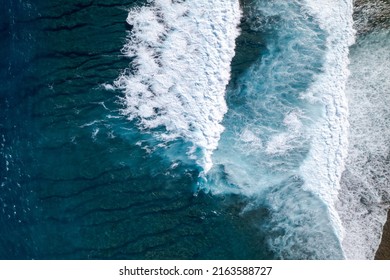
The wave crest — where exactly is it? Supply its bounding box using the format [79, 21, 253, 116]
[114, 0, 241, 172]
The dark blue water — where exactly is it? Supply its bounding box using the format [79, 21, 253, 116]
[1, 0, 364, 260]
[0, 0, 275, 260]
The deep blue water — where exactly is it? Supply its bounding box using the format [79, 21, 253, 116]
[2, 0, 387, 260]
[0, 0, 275, 260]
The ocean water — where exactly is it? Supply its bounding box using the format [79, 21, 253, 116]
[0, 0, 389, 259]
[337, 29, 390, 259]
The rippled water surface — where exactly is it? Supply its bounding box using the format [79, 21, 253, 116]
[1, 0, 389, 260]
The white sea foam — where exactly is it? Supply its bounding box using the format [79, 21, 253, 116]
[208, 0, 324, 199]
[205, 0, 355, 259]
[114, 0, 241, 172]
[298, 0, 355, 250]
[265, 111, 304, 155]
[337, 30, 390, 259]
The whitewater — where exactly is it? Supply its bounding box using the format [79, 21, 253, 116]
[113, 0, 389, 259]
[113, 0, 241, 173]
[337, 29, 390, 259]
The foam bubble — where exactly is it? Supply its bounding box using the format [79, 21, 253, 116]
[256, 177, 344, 259]
[206, 0, 354, 259]
[265, 111, 304, 155]
[298, 0, 355, 247]
[114, 0, 241, 172]
[337, 30, 390, 259]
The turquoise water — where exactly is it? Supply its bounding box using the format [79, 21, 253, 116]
[1, 0, 388, 260]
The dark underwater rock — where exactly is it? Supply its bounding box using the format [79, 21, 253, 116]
[354, 0, 390, 35]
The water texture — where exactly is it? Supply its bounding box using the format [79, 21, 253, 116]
[1, 0, 389, 260]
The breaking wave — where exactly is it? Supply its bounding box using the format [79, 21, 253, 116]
[113, 0, 241, 172]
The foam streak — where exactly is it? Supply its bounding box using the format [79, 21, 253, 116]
[298, 0, 355, 251]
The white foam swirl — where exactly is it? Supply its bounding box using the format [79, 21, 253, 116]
[298, 0, 355, 251]
[205, 0, 354, 259]
[337, 30, 390, 259]
[114, 0, 241, 172]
